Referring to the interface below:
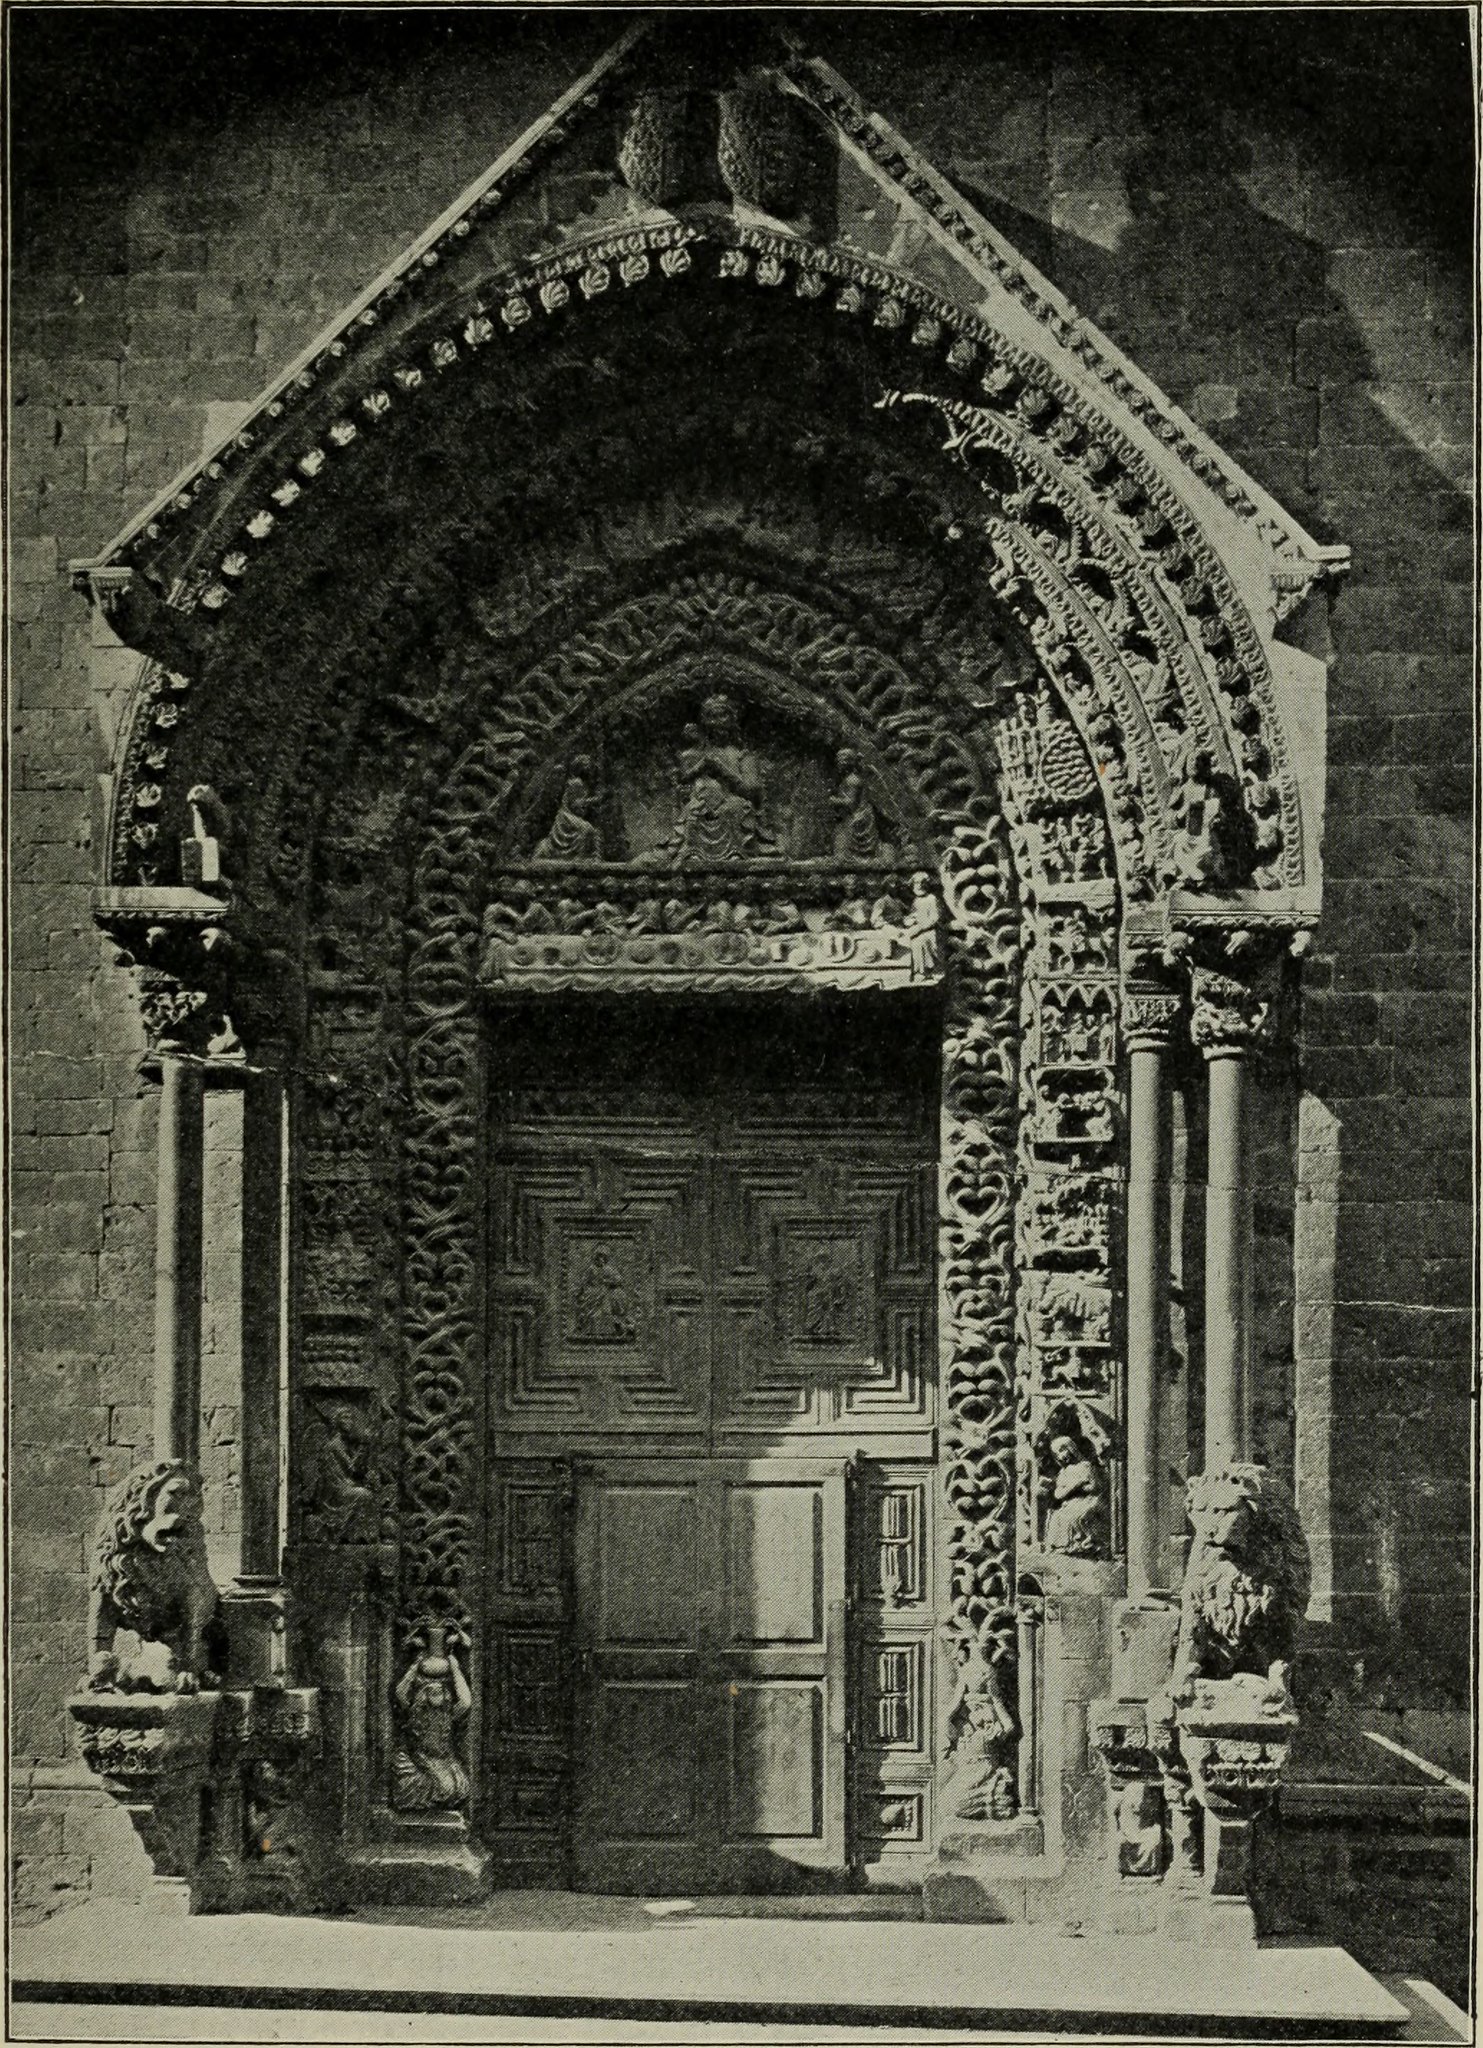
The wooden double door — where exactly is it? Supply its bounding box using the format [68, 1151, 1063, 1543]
[483, 999, 940, 1890]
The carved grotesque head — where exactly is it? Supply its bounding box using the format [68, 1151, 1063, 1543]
[1184, 1463, 1312, 1631]
[140, 1466, 205, 1552]
[700, 693, 738, 739]
[1186, 1465, 1263, 1559]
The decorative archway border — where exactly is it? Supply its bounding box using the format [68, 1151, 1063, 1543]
[359, 566, 1124, 1828]
[93, 216, 1315, 912]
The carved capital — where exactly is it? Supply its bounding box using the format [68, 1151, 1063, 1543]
[1189, 963, 1276, 1058]
[1120, 989, 1182, 1052]
[95, 889, 295, 1058]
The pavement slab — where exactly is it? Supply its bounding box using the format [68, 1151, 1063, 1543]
[11, 1897, 1415, 2040]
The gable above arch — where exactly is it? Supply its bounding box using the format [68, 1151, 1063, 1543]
[73, 17, 1345, 935]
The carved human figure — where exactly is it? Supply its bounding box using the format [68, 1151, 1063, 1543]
[390, 1621, 473, 1811]
[533, 758, 603, 862]
[1041, 1430, 1109, 1557]
[943, 1640, 1019, 1822]
[570, 1246, 635, 1342]
[830, 747, 887, 860]
[800, 1248, 851, 1340]
[1170, 745, 1240, 888]
[903, 871, 942, 979]
[665, 694, 778, 863]
[305, 1398, 376, 1544]
[1115, 1779, 1166, 1877]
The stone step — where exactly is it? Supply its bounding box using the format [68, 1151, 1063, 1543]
[13, 1898, 1413, 2039]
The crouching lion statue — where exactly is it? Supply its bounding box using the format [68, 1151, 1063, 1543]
[87, 1460, 219, 1693]
[1171, 1464, 1311, 1705]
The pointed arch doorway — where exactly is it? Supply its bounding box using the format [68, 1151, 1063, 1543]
[68, 17, 1340, 1933]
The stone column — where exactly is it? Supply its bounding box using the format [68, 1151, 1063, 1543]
[1121, 991, 1181, 1597]
[154, 1054, 206, 1465]
[219, 1062, 293, 1692]
[238, 1066, 285, 1580]
[1190, 961, 1275, 1471]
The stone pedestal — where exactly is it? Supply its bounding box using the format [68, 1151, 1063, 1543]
[1164, 1672, 1298, 1946]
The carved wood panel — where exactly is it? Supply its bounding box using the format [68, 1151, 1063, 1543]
[483, 1458, 572, 1879]
[489, 1002, 937, 1454]
[851, 1458, 937, 1870]
[491, 1128, 711, 1441]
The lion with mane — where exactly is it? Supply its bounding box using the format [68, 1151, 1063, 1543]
[88, 1460, 219, 1693]
[1171, 1464, 1311, 1704]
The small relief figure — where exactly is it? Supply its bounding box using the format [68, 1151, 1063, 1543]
[390, 1621, 473, 1812]
[799, 1247, 852, 1341]
[1169, 745, 1243, 889]
[303, 1398, 376, 1545]
[570, 1246, 636, 1343]
[533, 757, 604, 862]
[903, 871, 942, 979]
[1115, 1779, 1167, 1878]
[830, 747, 890, 861]
[663, 694, 779, 864]
[944, 1640, 1019, 1822]
[1040, 1424, 1110, 1557]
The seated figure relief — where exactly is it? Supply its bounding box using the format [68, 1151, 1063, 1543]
[660, 692, 780, 864]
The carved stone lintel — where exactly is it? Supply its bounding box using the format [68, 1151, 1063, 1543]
[480, 887, 944, 992]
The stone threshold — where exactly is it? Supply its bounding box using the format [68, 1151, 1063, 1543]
[13, 1898, 1411, 2039]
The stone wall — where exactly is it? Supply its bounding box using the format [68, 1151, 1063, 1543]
[10, 9, 1471, 1929]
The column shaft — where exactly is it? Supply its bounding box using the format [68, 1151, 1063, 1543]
[1204, 1052, 1247, 1469]
[1125, 1041, 1167, 1596]
[239, 1068, 285, 1577]
[154, 1056, 205, 1465]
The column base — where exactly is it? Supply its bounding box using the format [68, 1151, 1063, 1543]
[342, 1832, 492, 1908]
[1162, 1894, 1258, 1947]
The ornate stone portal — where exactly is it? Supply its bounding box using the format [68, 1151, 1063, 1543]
[67, 20, 1338, 1933]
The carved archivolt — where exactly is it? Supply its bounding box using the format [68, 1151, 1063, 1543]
[98, 213, 1303, 904]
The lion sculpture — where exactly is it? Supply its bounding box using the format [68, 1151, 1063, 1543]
[1170, 1464, 1311, 1705]
[87, 1460, 219, 1694]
